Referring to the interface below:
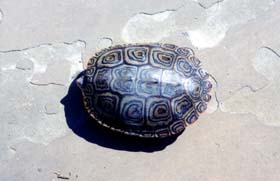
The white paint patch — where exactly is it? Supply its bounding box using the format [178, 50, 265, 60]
[66, 41, 85, 82]
[188, 23, 227, 49]
[97, 37, 113, 50]
[27, 41, 85, 85]
[121, 0, 276, 48]
[122, 11, 175, 43]
[187, 0, 276, 49]
[29, 57, 48, 73]
[1, 65, 16, 71]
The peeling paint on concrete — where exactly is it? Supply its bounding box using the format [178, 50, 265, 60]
[29, 41, 85, 85]
[121, 0, 277, 48]
[188, 19, 227, 49]
[187, 0, 277, 49]
[97, 37, 113, 50]
[0, 41, 86, 161]
[0, 41, 85, 85]
[122, 10, 175, 43]
[221, 47, 280, 126]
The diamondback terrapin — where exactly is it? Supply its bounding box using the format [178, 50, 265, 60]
[77, 43, 212, 138]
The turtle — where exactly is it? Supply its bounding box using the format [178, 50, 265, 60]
[77, 43, 212, 138]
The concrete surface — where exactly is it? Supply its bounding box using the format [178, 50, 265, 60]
[1, 0, 280, 180]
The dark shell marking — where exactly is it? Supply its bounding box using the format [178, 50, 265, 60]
[79, 43, 212, 138]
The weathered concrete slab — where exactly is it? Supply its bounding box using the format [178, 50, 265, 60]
[0, 41, 84, 162]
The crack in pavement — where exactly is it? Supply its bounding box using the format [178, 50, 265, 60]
[221, 46, 280, 100]
[197, 0, 224, 9]
[0, 40, 86, 86]
[208, 73, 220, 109]
[262, 46, 280, 58]
[220, 46, 280, 127]
[0, 40, 88, 148]
[137, 5, 185, 16]
[30, 82, 65, 87]
[187, 0, 277, 49]
[98, 37, 113, 44]
[0, 40, 87, 53]
[214, 92, 220, 109]
[234, 84, 268, 94]
[221, 84, 269, 103]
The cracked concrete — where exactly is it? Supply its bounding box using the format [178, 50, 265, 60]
[122, 10, 176, 43]
[187, 0, 278, 49]
[0, 41, 84, 162]
[1, 0, 280, 180]
[221, 47, 280, 126]
[0, 41, 85, 86]
[122, 0, 278, 49]
[195, 0, 224, 9]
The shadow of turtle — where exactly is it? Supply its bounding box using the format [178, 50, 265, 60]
[60, 72, 180, 152]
